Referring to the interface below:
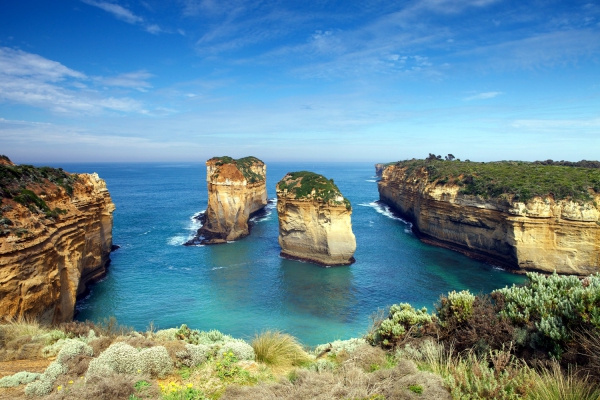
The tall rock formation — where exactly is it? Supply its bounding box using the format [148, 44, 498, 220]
[195, 156, 267, 244]
[0, 157, 115, 323]
[375, 163, 386, 178]
[378, 161, 600, 275]
[277, 171, 356, 266]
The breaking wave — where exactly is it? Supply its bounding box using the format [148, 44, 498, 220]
[358, 201, 413, 233]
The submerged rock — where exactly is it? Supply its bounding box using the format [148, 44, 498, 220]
[276, 171, 356, 266]
[190, 156, 267, 245]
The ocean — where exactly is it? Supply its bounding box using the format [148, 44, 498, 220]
[50, 162, 525, 346]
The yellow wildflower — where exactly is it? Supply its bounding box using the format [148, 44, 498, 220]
[57, 386, 62, 391]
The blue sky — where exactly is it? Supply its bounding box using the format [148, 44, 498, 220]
[0, 0, 599, 163]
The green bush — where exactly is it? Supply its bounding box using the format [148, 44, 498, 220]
[494, 272, 600, 357]
[366, 303, 434, 348]
[276, 171, 351, 209]
[437, 290, 476, 325]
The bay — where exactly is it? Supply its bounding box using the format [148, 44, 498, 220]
[48, 162, 525, 346]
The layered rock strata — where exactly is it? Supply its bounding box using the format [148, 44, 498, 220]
[277, 171, 356, 266]
[378, 163, 600, 275]
[193, 156, 267, 244]
[375, 163, 386, 178]
[0, 158, 115, 323]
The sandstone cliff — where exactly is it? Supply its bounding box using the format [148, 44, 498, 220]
[193, 156, 267, 244]
[375, 163, 386, 177]
[378, 161, 600, 275]
[0, 158, 115, 323]
[277, 171, 356, 266]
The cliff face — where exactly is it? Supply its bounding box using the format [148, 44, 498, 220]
[0, 162, 115, 324]
[277, 172, 356, 266]
[196, 156, 267, 244]
[378, 164, 600, 275]
[375, 163, 386, 177]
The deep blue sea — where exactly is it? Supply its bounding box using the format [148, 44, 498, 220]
[46, 162, 525, 346]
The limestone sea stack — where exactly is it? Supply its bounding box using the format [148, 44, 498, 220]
[276, 171, 356, 266]
[195, 156, 267, 244]
[378, 159, 600, 275]
[0, 156, 115, 323]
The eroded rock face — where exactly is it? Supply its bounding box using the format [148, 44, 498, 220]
[375, 163, 386, 178]
[0, 162, 115, 324]
[378, 164, 600, 275]
[277, 172, 356, 266]
[194, 156, 267, 244]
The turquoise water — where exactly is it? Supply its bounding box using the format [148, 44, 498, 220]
[52, 162, 525, 346]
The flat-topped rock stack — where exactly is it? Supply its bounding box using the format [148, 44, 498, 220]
[193, 156, 267, 245]
[276, 171, 356, 266]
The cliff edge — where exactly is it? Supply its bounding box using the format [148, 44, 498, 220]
[194, 156, 267, 244]
[0, 157, 115, 323]
[378, 159, 600, 275]
[277, 171, 356, 266]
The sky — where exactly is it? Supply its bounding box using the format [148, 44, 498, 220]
[0, 0, 599, 163]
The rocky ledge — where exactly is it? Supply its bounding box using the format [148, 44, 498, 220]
[0, 156, 115, 323]
[187, 156, 267, 245]
[378, 160, 600, 275]
[276, 171, 356, 266]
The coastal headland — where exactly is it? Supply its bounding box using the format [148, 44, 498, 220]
[0, 156, 115, 324]
[378, 158, 600, 275]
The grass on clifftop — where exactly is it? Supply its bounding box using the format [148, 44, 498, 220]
[209, 156, 265, 184]
[389, 158, 600, 202]
[277, 171, 351, 210]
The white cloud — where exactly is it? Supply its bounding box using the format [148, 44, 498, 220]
[81, 0, 143, 24]
[464, 91, 503, 100]
[99, 70, 154, 90]
[0, 47, 149, 115]
[81, 0, 163, 34]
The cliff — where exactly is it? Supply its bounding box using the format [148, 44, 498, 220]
[276, 171, 356, 266]
[193, 156, 267, 244]
[378, 160, 600, 275]
[0, 157, 115, 324]
[375, 163, 386, 178]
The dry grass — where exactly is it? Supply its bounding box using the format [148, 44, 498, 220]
[223, 357, 450, 399]
[0, 317, 46, 345]
[45, 373, 156, 400]
[252, 331, 311, 368]
[528, 362, 600, 400]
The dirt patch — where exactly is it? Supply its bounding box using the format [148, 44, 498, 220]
[0, 359, 50, 378]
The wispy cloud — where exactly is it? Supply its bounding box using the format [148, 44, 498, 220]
[0, 47, 149, 114]
[81, 0, 163, 34]
[464, 91, 503, 101]
[99, 70, 154, 91]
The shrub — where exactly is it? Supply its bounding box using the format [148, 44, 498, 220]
[25, 360, 68, 396]
[176, 344, 211, 367]
[437, 290, 475, 324]
[86, 342, 173, 380]
[251, 330, 311, 367]
[313, 338, 366, 357]
[218, 341, 255, 361]
[494, 272, 600, 357]
[0, 371, 40, 388]
[56, 339, 93, 363]
[366, 303, 434, 348]
[159, 381, 207, 400]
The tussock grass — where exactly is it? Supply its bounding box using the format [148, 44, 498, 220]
[0, 316, 47, 344]
[528, 362, 600, 400]
[251, 331, 311, 368]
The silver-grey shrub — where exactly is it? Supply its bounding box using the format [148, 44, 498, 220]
[176, 344, 211, 367]
[86, 342, 173, 380]
[218, 341, 255, 361]
[0, 371, 40, 388]
[24, 361, 67, 396]
[314, 338, 365, 356]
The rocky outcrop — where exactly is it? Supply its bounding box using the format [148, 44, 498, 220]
[375, 163, 386, 178]
[192, 156, 267, 244]
[0, 159, 115, 324]
[378, 164, 600, 275]
[277, 172, 356, 266]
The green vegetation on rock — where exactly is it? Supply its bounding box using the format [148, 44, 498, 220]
[389, 158, 600, 202]
[209, 156, 265, 183]
[277, 171, 351, 210]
